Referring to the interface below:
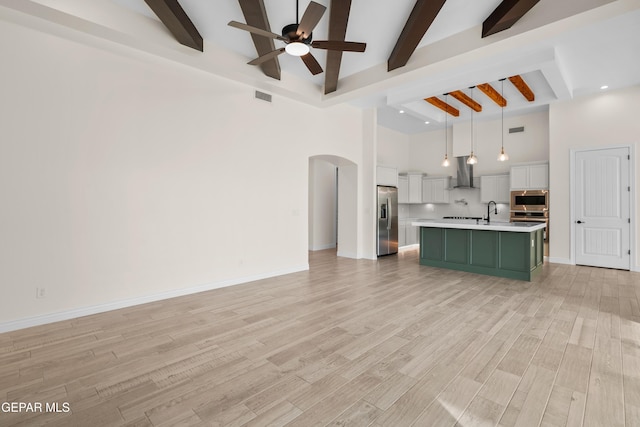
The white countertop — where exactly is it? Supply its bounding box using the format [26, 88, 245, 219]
[411, 219, 546, 233]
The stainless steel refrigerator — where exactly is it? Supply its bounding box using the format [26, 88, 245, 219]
[377, 185, 398, 256]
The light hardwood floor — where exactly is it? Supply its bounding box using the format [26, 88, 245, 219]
[1, 249, 639, 426]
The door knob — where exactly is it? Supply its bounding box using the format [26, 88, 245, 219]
[576, 220, 585, 224]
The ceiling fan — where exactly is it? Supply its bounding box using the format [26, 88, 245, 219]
[228, 0, 366, 75]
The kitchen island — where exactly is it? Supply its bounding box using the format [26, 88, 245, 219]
[412, 219, 546, 281]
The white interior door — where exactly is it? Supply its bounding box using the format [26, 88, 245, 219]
[574, 147, 630, 269]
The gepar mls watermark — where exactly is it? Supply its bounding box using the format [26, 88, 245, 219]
[1, 402, 70, 413]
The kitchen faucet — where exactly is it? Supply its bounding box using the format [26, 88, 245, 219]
[486, 201, 498, 223]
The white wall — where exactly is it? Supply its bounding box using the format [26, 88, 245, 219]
[0, 20, 367, 329]
[410, 110, 549, 176]
[377, 126, 410, 172]
[337, 164, 359, 258]
[308, 159, 337, 251]
[549, 86, 640, 265]
[360, 109, 378, 260]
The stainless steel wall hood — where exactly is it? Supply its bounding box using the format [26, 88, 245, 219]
[455, 156, 475, 188]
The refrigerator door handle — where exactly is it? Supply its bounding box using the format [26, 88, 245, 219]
[387, 198, 392, 230]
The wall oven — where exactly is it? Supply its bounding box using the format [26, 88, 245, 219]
[510, 190, 549, 240]
[510, 190, 548, 211]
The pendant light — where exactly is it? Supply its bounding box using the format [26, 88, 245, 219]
[467, 86, 478, 165]
[441, 93, 450, 167]
[497, 78, 509, 161]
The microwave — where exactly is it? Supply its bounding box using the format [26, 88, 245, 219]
[510, 190, 548, 211]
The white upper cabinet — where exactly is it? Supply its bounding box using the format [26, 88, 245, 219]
[510, 162, 549, 190]
[510, 166, 529, 189]
[408, 173, 424, 203]
[528, 164, 549, 189]
[399, 173, 450, 204]
[377, 165, 398, 187]
[480, 175, 510, 203]
[398, 173, 426, 204]
[398, 175, 409, 204]
[422, 176, 451, 204]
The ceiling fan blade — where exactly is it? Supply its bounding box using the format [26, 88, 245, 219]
[300, 52, 323, 75]
[311, 40, 366, 52]
[237, 0, 281, 80]
[228, 21, 286, 41]
[248, 48, 286, 65]
[324, 0, 353, 95]
[297, 1, 326, 38]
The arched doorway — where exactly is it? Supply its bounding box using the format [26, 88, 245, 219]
[308, 155, 358, 258]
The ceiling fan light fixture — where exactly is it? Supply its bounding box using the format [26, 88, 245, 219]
[285, 42, 310, 56]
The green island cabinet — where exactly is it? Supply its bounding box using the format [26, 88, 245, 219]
[418, 225, 544, 281]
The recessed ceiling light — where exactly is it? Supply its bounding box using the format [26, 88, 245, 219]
[424, 121, 430, 124]
[600, 85, 609, 90]
[399, 110, 405, 114]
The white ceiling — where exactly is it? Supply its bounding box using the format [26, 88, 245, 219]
[6, 0, 640, 134]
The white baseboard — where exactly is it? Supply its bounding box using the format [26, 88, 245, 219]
[0, 264, 309, 334]
[337, 250, 358, 259]
[309, 243, 337, 251]
[399, 244, 419, 252]
[547, 257, 573, 265]
[547, 257, 640, 272]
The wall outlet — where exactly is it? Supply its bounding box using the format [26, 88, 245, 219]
[36, 287, 46, 298]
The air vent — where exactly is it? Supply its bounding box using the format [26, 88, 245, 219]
[509, 126, 525, 134]
[254, 90, 272, 103]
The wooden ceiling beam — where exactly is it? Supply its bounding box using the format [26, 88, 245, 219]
[144, 0, 203, 51]
[482, 0, 540, 38]
[477, 83, 507, 107]
[324, 0, 352, 95]
[238, 0, 281, 80]
[449, 90, 482, 112]
[388, 0, 447, 72]
[509, 75, 535, 101]
[425, 96, 460, 117]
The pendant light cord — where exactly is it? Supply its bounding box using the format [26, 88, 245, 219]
[470, 86, 474, 153]
[497, 78, 508, 161]
[444, 93, 448, 156]
[296, 0, 299, 24]
[501, 79, 504, 151]
[466, 86, 478, 165]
